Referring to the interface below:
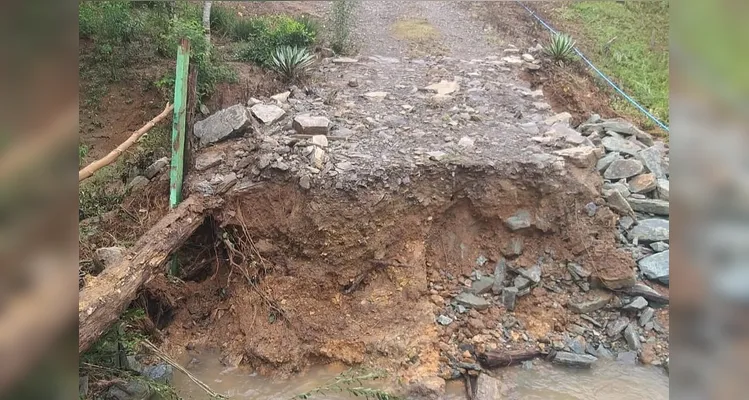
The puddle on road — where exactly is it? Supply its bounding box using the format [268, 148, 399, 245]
[174, 350, 668, 400]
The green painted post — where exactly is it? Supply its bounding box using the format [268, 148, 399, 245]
[169, 38, 190, 275]
[170, 38, 190, 208]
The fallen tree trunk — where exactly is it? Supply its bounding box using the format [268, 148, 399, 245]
[78, 196, 222, 354]
[477, 349, 546, 368]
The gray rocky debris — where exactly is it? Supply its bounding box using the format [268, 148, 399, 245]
[504, 209, 532, 231]
[126, 176, 149, 192]
[650, 241, 669, 252]
[492, 258, 507, 294]
[617, 351, 638, 365]
[623, 324, 642, 351]
[605, 190, 635, 216]
[637, 147, 666, 179]
[424, 80, 460, 95]
[437, 315, 454, 326]
[518, 264, 542, 283]
[601, 136, 644, 156]
[567, 291, 612, 314]
[194, 104, 253, 146]
[502, 237, 524, 257]
[93, 247, 125, 271]
[628, 173, 657, 193]
[454, 292, 491, 310]
[553, 146, 598, 168]
[639, 307, 655, 327]
[251, 103, 286, 124]
[501, 287, 518, 311]
[195, 151, 225, 171]
[293, 115, 331, 135]
[604, 181, 631, 198]
[144, 157, 168, 179]
[627, 198, 670, 216]
[596, 151, 621, 172]
[628, 219, 669, 243]
[607, 317, 630, 337]
[470, 277, 495, 295]
[624, 283, 669, 304]
[638, 250, 669, 285]
[474, 374, 504, 400]
[552, 351, 597, 368]
[622, 296, 648, 311]
[656, 179, 669, 200]
[270, 91, 291, 103]
[604, 159, 644, 180]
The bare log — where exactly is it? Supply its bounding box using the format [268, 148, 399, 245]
[78, 196, 222, 354]
[477, 349, 546, 368]
[79, 103, 173, 182]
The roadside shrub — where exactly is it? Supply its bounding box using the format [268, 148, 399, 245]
[210, 4, 238, 37]
[234, 16, 317, 66]
[329, 0, 359, 54]
[78, 1, 143, 78]
[545, 32, 577, 62]
[270, 46, 315, 81]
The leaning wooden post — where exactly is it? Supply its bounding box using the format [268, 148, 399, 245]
[169, 38, 191, 275]
[170, 38, 191, 208]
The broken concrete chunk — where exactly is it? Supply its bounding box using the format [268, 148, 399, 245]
[193, 104, 253, 146]
[293, 115, 331, 135]
[424, 80, 460, 95]
[194, 150, 225, 171]
[250, 104, 285, 124]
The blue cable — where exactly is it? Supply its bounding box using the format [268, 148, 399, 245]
[516, 1, 670, 132]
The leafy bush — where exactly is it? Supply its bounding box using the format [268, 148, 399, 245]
[234, 15, 317, 66]
[158, 17, 236, 98]
[329, 0, 359, 54]
[544, 32, 577, 62]
[270, 46, 315, 81]
[79, 1, 143, 78]
[210, 4, 238, 37]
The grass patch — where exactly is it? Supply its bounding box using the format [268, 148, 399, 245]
[232, 15, 318, 66]
[555, 1, 669, 128]
[391, 18, 439, 42]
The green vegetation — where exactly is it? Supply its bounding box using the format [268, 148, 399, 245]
[270, 46, 315, 81]
[544, 33, 577, 63]
[292, 368, 401, 400]
[329, 0, 359, 54]
[556, 1, 669, 127]
[232, 15, 318, 66]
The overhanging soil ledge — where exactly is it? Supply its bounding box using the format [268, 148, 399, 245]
[154, 159, 635, 384]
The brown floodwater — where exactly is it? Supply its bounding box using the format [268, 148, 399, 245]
[174, 350, 668, 400]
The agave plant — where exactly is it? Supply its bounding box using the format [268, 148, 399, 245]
[270, 45, 315, 81]
[544, 33, 576, 62]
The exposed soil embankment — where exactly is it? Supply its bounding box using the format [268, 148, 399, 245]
[152, 158, 636, 383]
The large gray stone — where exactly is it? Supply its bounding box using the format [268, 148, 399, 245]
[604, 159, 644, 180]
[607, 317, 629, 337]
[622, 296, 648, 311]
[628, 173, 657, 194]
[194, 150, 225, 171]
[623, 324, 642, 351]
[405, 376, 445, 400]
[454, 292, 491, 310]
[193, 104, 253, 146]
[624, 283, 669, 304]
[424, 80, 460, 95]
[596, 152, 622, 172]
[105, 381, 151, 400]
[492, 258, 507, 294]
[250, 103, 285, 124]
[554, 146, 598, 168]
[518, 264, 542, 283]
[93, 247, 125, 271]
[580, 119, 654, 146]
[126, 176, 149, 192]
[552, 351, 597, 368]
[650, 241, 669, 252]
[144, 157, 169, 179]
[638, 250, 669, 284]
[143, 364, 173, 384]
[628, 218, 669, 243]
[605, 189, 634, 216]
[656, 179, 669, 200]
[502, 237, 524, 257]
[501, 287, 518, 311]
[470, 277, 495, 295]
[514, 275, 531, 290]
[639, 307, 655, 327]
[628, 198, 669, 216]
[601, 136, 645, 156]
[567, 290, 612, 314]
[504, 209, 532, 231]
[603, 181, 631, 198]
[436, 315, 454, 326]
[637, 147, 666, 178]
[293, 115, 331, 135]
[475, 374, 504, 400]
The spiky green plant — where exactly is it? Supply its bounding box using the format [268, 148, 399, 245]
[270, 45, 315, 81]
[545, 33, 577, 62]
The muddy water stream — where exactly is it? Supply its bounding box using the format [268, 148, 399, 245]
[174, 350, 668, 399]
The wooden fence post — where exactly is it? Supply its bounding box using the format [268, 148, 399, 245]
[170, 38, 191, 208]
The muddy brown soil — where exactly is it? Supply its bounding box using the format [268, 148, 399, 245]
[149, 161, 638, 383]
